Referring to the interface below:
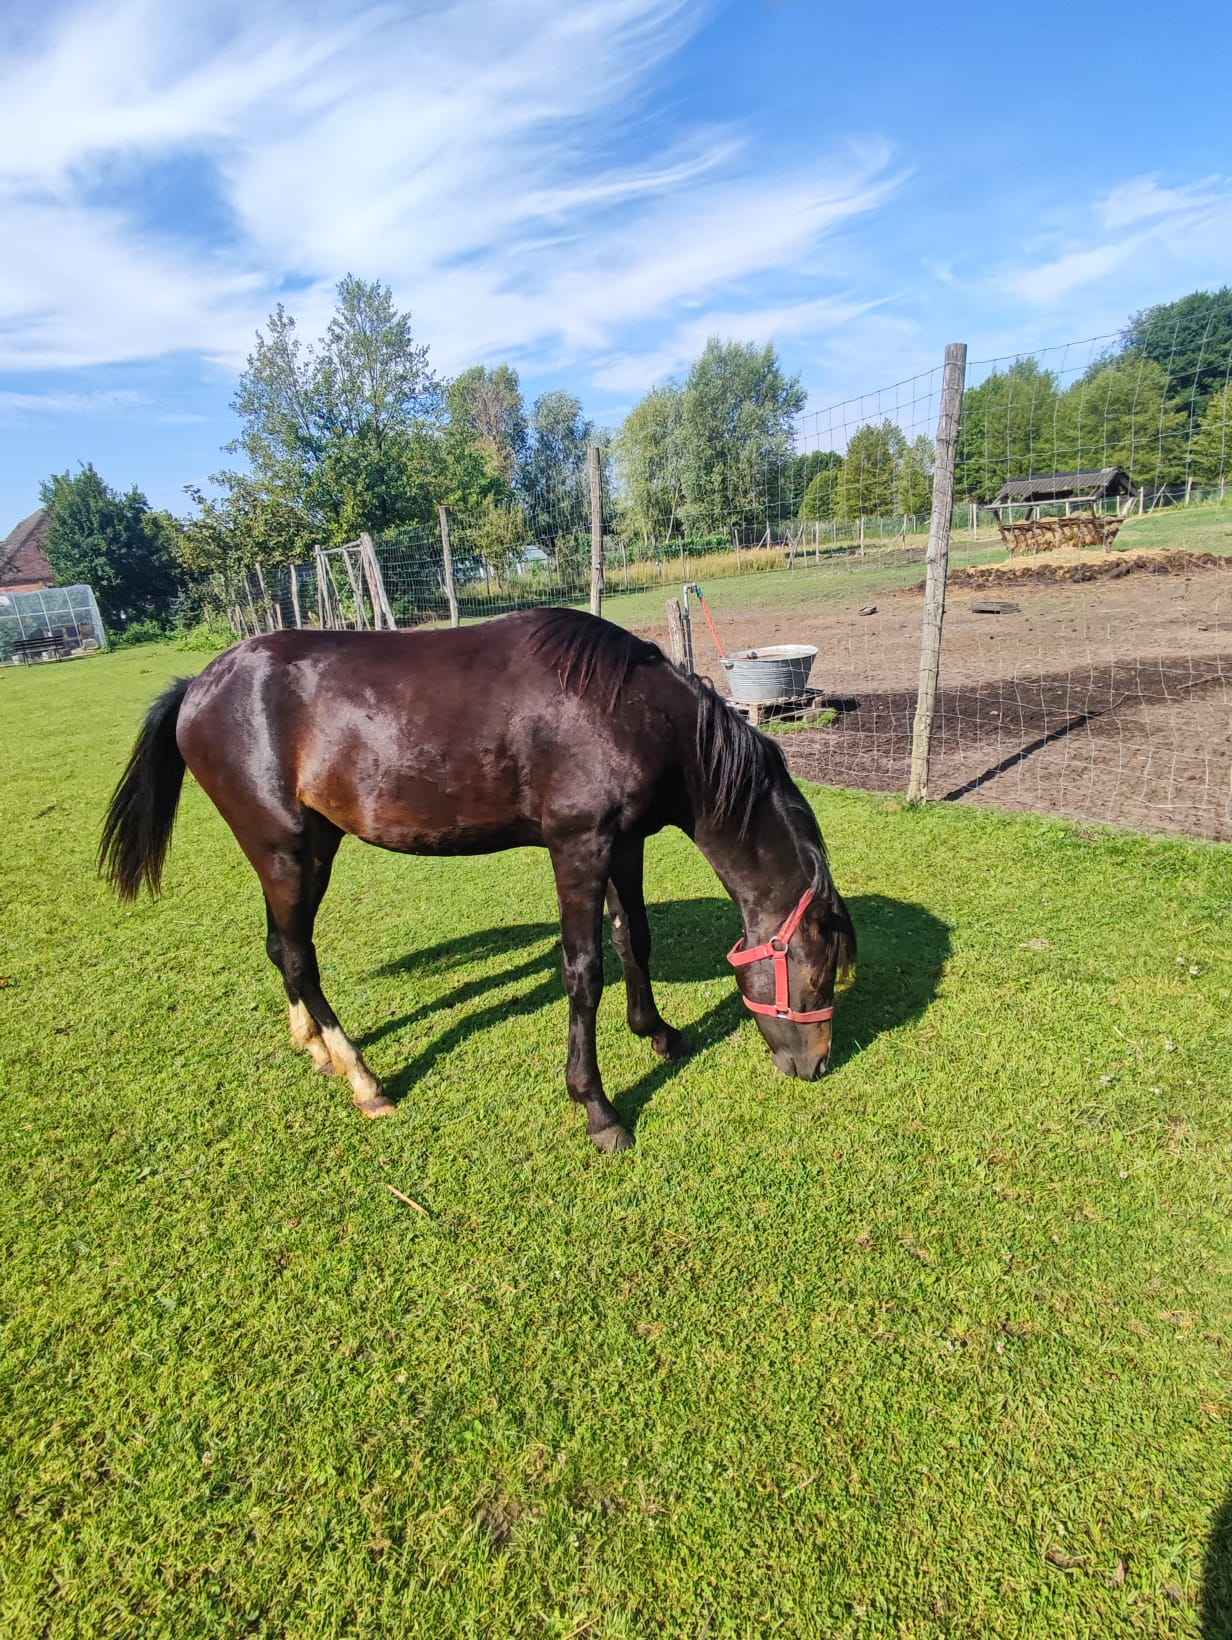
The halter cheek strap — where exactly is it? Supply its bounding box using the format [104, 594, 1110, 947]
[726, 886, 835, 1025]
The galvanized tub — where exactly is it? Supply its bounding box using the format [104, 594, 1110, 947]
[722, 644, 817, 704]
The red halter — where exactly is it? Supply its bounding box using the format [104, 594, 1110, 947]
[726, 886, 835, 1024]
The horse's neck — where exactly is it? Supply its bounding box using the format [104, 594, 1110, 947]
[694, 789, 810, 944]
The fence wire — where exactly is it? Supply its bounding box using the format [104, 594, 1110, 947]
[218, 326, 1232, 843]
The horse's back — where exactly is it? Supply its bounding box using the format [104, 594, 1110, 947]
[176, 614, 687, 854]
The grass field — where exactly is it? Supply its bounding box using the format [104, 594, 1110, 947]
[3, 644, 1232, 1636]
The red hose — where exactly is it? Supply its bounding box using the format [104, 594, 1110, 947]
[691, 585, 727, 660]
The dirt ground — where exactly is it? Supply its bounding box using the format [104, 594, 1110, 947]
[635, 553, 1232, 842]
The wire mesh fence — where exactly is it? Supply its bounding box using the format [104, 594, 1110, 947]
[216, 323, 1232, 842]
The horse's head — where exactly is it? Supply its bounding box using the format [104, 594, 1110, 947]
[728, 882, 856, 1080]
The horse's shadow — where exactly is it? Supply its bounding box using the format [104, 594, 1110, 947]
[1203, 1489, 1232, 1635]
[360, 893, 951, 1129]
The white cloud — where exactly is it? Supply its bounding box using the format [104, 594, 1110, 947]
[1097, 173, 1226, 231]
[591, 295, 888, 392]
[1002, 173, 1232, 307]
[0, 388, 143, 416]
[0, 0, 903, 390]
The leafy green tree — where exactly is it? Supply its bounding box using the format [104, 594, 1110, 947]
[446, 365, 528, 484]
[1054, 358, 1187, 487]
[955, 359, 1062, 501]
[208, 275, 443, 554]
[896, 435, 934, 516]
[1189, 382, 1232, 484]
[465, 499, 531, 587]
[39, 465, 182, 630]
[678, 339, 805, 535]
[836, 421, 903, 519]
[614, 386, 685, 544]
[520, 391, 594, 564]
[799, 462, 842, 520]
[1121, 288, 1232, 417]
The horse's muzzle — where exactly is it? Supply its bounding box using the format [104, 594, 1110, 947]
[773, 1048, 830, 1080]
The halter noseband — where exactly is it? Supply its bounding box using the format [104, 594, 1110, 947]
[726, 886, 835, 1025]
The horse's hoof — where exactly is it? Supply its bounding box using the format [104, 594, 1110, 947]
[591, 1123, 633, 1154]
[356, 1095, 397, 1119]
[651, 1026, 689, 1061]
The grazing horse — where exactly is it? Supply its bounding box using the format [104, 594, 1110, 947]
[100, 609, 855, 1152]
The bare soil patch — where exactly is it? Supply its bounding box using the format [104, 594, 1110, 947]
[632, 561, 1232, 840]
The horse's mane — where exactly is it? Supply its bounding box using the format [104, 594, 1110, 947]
[523, 608, 856, 967]
[525, 606, 663, 713]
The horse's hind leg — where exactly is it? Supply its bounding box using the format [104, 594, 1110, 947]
[267, 899, 333, 1075]
[261, 820, 394, 1118]
[606, 837, 687, 1061]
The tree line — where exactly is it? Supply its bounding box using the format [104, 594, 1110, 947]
[36, 281, 1232, 631]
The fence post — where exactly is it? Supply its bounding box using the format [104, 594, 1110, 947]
[665, 599, 687, 668]
[437, 506, 459, 628]
[360, 531, 396, 629]
[679, 585, 695, 673]
[588, 443, 604, 619]
[289, 564, 302, 629]
[907, 341, 967, 803]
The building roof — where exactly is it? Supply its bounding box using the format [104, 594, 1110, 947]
[0, 508, 54, 588]
[993, 467, 1131, 504]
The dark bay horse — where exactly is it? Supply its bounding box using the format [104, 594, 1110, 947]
[101, 608, 855, 1151]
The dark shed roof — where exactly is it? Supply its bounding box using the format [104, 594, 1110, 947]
[0, 509, 54, 588]
[993, 467, 1133, 504]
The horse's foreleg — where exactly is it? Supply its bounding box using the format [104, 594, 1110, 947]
[606, 837, 687, 1061]
[261, 834, 394, 1119]
[550, 834, 631, 1153]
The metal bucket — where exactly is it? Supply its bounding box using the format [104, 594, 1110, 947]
[722, 644, 817, 704]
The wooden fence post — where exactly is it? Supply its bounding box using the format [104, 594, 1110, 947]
[360, 532, 396, 629]
[314, 547, 330, 628]
[665, 599, 687, 668]
[289, 564, 302, 628]
[437, 506, 459, 628]
[907, 341, 967, 803]
[679, 585, 695, 673]
[588, 443, 604, 619]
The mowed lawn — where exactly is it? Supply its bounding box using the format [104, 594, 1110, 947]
[2, 643, 1232, 1638]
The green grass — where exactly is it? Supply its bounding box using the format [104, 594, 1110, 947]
[2, 645, 1232, 1637]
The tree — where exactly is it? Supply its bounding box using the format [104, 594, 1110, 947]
[465, 499, 531, 587]
[447, 365, 528, 485]
[955, 359, 1061, 501]
[1190, 382, 1232, 485]
[896, 435, 934, 517]
[799, 461, 842, 521]
[520, 391, 594, 565]
[208, 275, 444, 555]
[1121, 288, 1232, 417]
[614, 386, 685, 544]
[678, 340, 805, 536]
[39, 465, 182, 630]
[1054, 358, 1187, 487]
[836, 421, 903, 519]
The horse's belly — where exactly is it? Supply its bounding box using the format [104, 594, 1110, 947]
[357, 814, 543, 856]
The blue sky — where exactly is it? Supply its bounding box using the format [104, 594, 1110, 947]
[2, 0, 1230, 525]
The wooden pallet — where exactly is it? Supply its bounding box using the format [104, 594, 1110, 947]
[729, 687, 827, 728]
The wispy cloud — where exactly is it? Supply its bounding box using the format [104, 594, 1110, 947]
[0, 0, 902, 385]
[0, 388, 143, 416]
[1003, 172, 1232, 306]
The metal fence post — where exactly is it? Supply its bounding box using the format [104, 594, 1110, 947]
[588, 443, 604, 619]
[437, 506, 459, 628]
[907, 341, 967, 803]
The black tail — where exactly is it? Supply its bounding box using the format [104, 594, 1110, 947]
[99, 677, 194, 901]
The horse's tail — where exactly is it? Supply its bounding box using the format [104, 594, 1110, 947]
[99, 677, 194, 902]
